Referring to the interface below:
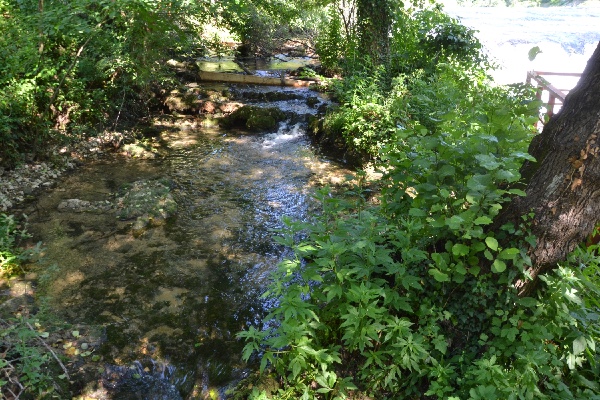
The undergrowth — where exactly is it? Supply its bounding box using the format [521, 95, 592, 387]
[237, 12, 600, 397]
[0, 214, 62, 398]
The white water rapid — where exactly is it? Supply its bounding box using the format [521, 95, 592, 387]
[447, 6, 600, 88]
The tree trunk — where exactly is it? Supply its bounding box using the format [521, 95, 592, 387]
[356, 0, 392, 66]
[501, 42, 600, 295]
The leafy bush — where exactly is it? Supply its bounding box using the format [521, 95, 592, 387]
[316, 5, 492, 161]
[0, 214, 40, 276]
[238, 28, 600, 397]
[239, 137, 600, 399]
[0, 213, 54, 397]
[0, 0, 206, 168]
[0, 318, 59, 398]
[315, 5, 347, 76]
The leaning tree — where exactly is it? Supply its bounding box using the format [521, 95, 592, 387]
[500, 42, 600, 295]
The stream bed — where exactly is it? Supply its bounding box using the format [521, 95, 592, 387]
[19, 87, 350, 399]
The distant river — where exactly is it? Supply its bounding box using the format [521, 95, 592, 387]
[446, 6, 600, 86]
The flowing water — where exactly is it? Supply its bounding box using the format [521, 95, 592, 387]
[22, 88, 349, 398]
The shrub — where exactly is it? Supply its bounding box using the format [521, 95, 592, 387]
[237, 27, 599, 397]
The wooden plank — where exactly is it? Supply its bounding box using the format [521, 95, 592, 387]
[198, 70, 314, 87]
[532, 71, 583, 77]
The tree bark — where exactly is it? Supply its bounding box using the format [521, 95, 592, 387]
[356, 0, 392, 66]
[501, 42, 600, 295]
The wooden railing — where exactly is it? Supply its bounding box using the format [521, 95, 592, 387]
[526, 71, 582, 123]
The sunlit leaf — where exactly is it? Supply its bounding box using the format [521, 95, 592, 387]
[491, 259, 506, 273]
[485, 237, 498, 251]
[429, 268, 450, 282]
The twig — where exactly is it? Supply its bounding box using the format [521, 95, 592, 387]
[113, 88, 127, 131]
[7, 386, 21, 400]
[25, 322, 70, 380]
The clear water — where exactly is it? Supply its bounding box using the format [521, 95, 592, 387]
[25, 109, 350, 398]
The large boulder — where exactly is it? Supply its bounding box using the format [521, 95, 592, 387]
[115, 179, 177, 237]
[219, 105, 286, 132]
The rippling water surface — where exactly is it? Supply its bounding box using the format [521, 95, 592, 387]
[24, 90, 350, 398]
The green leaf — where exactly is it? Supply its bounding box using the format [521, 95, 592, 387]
[498, 247, 520, 260]
[446, 215, 464, 230]
[455, 262, 467, 275]
[495, 169, 520, 182]
[409, 208, 427, 217]
[260, 356, 268, 374]
[485, 237, 498, 251]
[508, 188, 527, 196]
[473, 216, 493, 225]
[438, 164, 455, 178]
[517, 297, 537, 308]
[483, 249, 494, 261]
[467, 179, 486, 192]
[429, 268, 450, 282]
[452, 243, 470, 257]
[475, 154, 500, 170]
[511, 151, 536, 161]
[573, 340, 586, 365]
[528, 46, 542, 61]
[491, 259, 506, 273]
[564, 288, 582, 305]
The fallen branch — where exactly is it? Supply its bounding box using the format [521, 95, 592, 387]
[25, 322, 70, 380]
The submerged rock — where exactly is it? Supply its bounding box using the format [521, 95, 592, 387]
[102, 360, 183, 400]
[58, 199, 113, 213]
[115, 180, 176, 221]
[115, 179, 177, 236]
[55, 180, 176, 237]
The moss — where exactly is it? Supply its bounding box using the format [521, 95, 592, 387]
[220, 105, 286, 132]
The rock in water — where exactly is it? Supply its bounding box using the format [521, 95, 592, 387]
[102, 361, 183, 400]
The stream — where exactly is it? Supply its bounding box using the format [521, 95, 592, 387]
[11, 5, 599, 399]
[20, 86, 349, 399]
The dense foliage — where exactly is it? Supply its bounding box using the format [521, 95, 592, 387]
[0, 214, 38, 276]
[0, 214, 54, 398]
[0, 0, 211, 167]
[238, 3, 600, 400]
